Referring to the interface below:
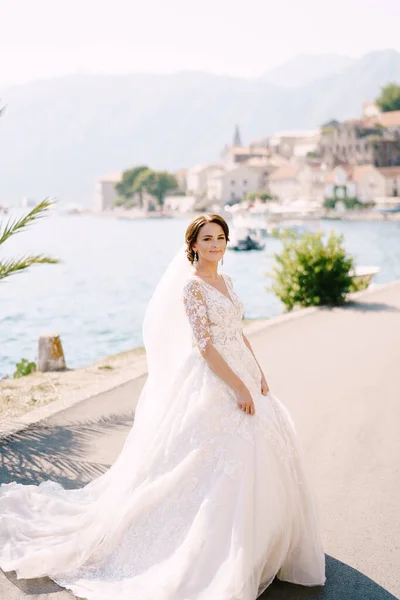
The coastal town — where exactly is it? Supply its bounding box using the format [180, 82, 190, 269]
[95, 99, 400, 218]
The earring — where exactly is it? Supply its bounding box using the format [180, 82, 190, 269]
[221, 255, 224, 266]
[193, 251, 198, 267]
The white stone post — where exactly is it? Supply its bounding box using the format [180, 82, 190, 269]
[38, 333, 67, 372]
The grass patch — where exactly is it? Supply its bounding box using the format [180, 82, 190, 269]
[242, 318, 268, 327]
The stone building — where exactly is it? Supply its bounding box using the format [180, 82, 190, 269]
[268, 165, 299, 203]
[268, 130, 320, 160]
[94, 172, 122, 211]
[323, 164, 400, 204]
[186, 164, 225, 197]
[319, 109, 400, 169]
[207, 163, 269, 205]
[297, 163, 327, 204]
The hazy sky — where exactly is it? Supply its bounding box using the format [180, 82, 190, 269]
[2, 0, 400, 85]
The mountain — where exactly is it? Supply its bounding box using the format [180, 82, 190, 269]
[261, 54, 355, 87]
[1, 49, 400, 206]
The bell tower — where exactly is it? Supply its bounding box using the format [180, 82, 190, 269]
[233, 124, 242, 147]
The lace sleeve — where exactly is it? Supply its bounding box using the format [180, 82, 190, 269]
[182, 279, 211, 352]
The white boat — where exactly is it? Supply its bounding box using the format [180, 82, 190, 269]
[351, 266, 380, 285]
[374, 197, 400, 214]
[227, 226, 265, 251]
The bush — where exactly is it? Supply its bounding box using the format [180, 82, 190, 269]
[349, 276, 369, 293]
[323, 196, 364, 210]
[113, 196, 129, 207]
[321, 126, 335, 135]
[245, 192, 273, 201]
[13, 358, 36, 378]
[323, 197, 337, 210]
[270, 231, 354, 310]
[343, 196, 363, 210]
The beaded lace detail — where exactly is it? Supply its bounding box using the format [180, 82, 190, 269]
[182, 273, 244, 353]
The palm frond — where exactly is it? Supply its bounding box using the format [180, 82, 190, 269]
[0, 198, 56, 247]
[0, 254, 59, 281]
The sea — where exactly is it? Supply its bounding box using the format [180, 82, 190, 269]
[1, 210, 399, 377]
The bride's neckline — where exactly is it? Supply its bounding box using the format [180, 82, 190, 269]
[191, 273, 234, 305]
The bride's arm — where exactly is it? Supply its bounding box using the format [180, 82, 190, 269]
[201, 344, 246, 393]
[224, 273, 269, 394]
[242, 332, 270, 393]
[183, 280, 246, 394]
[242, 332, 263, 375]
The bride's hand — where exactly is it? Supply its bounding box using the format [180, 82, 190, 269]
[236, 385, 255, 416]
[260, 373, 270, 396]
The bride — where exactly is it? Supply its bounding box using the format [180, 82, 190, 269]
[0, 213, 326, 599]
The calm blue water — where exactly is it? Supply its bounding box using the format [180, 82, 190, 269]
[1, 210, 399, 377]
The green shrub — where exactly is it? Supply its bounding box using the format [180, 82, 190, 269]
[349, 276, 369, 293]
[13, 358, 36, 378]
[270, 228, 297, 240]
[246, 192, 273, 201]
[323, 196, 364, 210]
[323, 197, 337, 209]
[270, 231, 354, 310]
[343, 196, 363, 210]
[113, 196, 128, 207]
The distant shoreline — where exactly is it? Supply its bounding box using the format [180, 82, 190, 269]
[5, 206, 400, 222]
[81, 208, 400, 222]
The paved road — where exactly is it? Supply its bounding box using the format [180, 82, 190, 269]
[1, 283, 399, 599]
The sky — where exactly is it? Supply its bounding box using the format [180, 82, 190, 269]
[1, 0, 400, 85]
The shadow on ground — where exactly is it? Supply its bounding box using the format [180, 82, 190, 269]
[262, 555, 397, 600]
[2, 570, 76, 598]
[341, 301, 400, 313]
[0, 412, 134, 488]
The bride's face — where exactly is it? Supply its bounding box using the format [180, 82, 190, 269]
[193, 222, 227, 263]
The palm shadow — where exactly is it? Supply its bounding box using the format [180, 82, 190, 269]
[0, 411, 135, 598]
[261, 555, 397, 600]
[2, 570, 76, 597]
[0, 411, 134, 488]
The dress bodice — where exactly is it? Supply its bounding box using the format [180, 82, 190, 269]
[182, 272, 245, 354]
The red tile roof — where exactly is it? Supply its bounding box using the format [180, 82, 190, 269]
[351, 165, 377, 181]
[377, 166, 400, 178]
[376, 110, 400, 127]
[269, 165, 298, 181]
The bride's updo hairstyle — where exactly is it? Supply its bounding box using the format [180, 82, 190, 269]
[185, 214, 230, 264]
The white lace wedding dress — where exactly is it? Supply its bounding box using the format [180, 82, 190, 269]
[0, 272, 326, 600]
